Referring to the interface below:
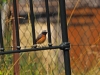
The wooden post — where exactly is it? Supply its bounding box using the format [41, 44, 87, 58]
[12, 17, 19, 75]
[12, 0, 19, 74]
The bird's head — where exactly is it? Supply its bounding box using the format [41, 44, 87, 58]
[42, 30, 47, 35]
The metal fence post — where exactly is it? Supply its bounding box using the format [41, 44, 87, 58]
[45, 0, 52, 46]
[59, 0, 71, 75]
[0, 11, 4, 52]
[29, 0, 36, 45]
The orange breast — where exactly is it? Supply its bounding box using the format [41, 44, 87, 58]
[36, 35, 46, 44]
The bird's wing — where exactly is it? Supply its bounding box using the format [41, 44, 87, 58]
[36, 34, 43, 41]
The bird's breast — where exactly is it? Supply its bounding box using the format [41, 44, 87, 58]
[36, 35, 46, 44]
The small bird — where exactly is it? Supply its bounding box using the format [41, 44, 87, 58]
[36, 30, 47, 44]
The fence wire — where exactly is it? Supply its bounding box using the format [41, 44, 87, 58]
[0, 0, 64, 75]
[66, 0, 100, 75]
[0, 0, 100, 75]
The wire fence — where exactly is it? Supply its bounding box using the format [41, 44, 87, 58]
[67, 0, 100, 75]
[0, 0, 100, 75]
[0, 0, 64, 75]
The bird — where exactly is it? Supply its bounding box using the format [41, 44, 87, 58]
[36, 30, 47, 44]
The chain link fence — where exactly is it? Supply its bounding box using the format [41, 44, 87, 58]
[67, 0, 100, 75]
[0, 0, 64, 75]
[0, 0, 100, 75]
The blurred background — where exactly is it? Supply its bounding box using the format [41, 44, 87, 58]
[0, 0, 100, 75]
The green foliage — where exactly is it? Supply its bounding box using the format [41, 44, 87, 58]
[0, 7, 12, 74]
[0, 0, 7, 3]
[0, 0, 6, 10]
[0, 71, 3, 75]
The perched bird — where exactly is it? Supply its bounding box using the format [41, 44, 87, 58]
[36, 30, 47, 44]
